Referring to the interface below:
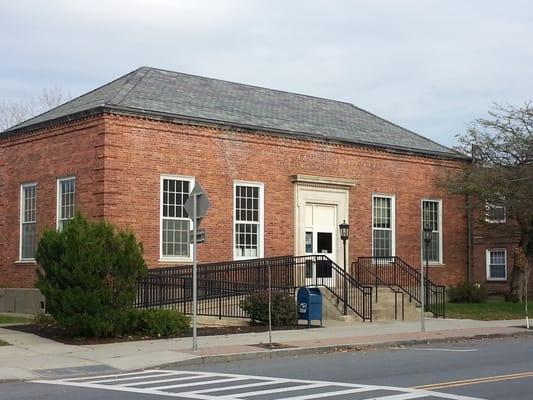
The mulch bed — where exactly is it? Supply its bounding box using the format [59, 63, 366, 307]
[5, 322, 321, 345]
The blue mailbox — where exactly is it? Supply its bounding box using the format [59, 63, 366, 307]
[297, 287, 323, 327]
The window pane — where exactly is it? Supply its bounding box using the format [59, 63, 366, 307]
[235, 223, 258, 257]
[162, 218, 190, 257]
[489, 250, 506, 278]
[373, 197, 391, 228]
[372, 229, 391, 257]
[59, 178, 76, 224]
[422, 200, 440, 262]
[21, 222, 37, 259]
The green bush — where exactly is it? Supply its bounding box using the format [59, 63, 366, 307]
[131, 309, 190, 337]
[240, 291, 297, 326]
[447, 282, 488, 303]
[36, 213, 147, 337]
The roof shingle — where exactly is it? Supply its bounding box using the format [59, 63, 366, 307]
[2, 67, 460, 157]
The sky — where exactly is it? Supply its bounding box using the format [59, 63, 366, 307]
[1, 0, 532, 147]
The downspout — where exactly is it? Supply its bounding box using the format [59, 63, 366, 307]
[466, 193, 473, 284]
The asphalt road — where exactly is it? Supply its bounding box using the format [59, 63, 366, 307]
[1, 336, 532, 400]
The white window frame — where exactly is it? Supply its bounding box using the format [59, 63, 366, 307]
[19, 182, 37, 262]
[371, 194, 396, 258]
[233, 181, 264, 260]
[486, 248, 507, 281]
[56, 176, 76, 230]
[159, 174, 195, 262]
[421, 199, 443, 265]
[485, 201, 507, 224]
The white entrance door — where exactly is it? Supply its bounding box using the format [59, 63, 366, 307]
[304, 204, 337, 286]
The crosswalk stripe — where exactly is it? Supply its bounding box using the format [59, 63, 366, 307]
[60, 370, 173, 382]
[186, 380, 289, 394]
[150, 377, 246, 391]
[120, 374, 214, 387]
[275, 386, 382, 400]
[91, 372, 183, 384]
[31, 369, 485, 400]
[218, 383, 328, 398]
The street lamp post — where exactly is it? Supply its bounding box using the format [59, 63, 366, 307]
[422, 225, 433, 332]
[339, 220, 350, 316]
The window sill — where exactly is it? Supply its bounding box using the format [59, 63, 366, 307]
[158, 258, 192, 264]
[486, 278, 507, 282]
[422, 263, 445, 268]
[15, 260, 37, 265]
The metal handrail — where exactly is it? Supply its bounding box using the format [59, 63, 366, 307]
[355, 256, 446, 318]
[136, 254, 373, 322]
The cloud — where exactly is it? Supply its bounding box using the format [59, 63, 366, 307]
[1, 0, 532, 146]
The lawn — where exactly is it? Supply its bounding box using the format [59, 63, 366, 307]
[0, 314, 31, 325]
[446, 301, 533, 320]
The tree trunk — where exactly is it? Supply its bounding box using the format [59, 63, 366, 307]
[507, 247, 527, 303]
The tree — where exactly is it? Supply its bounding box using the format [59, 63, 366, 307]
[0, 88, 69, 131]
[448, 102, 532, 303]
[36, 213, 147, 337]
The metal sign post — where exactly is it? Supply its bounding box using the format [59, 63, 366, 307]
[184, 182, 210, 352]
[192, 193, 198, 350]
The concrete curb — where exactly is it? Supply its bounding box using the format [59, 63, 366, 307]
[158, 329, 533, 369]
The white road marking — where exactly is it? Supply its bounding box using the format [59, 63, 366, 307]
[32, 369, 485, 400]
[392, 347, 478, 353]
[218, 383, 328, 397]
[151, 377, 245, 391]
[120, 373, 222, 387]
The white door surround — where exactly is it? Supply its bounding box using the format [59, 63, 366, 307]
[292, 175, 355, 272]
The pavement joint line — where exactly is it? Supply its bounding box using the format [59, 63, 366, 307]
[412, 371, 533, 390]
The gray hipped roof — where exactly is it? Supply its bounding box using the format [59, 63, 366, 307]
[2, 67, 460, 158]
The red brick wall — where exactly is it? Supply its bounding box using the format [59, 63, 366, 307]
[103, 115, 468, 286]
[471, 213, 522, 294]
[0, 117, 105, 287]
[0, 113, 470, 287]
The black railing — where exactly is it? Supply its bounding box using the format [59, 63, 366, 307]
[353, 256, 446, 318]
[135, 255, 373, 322]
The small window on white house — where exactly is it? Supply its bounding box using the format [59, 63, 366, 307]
[422, 199, 443, 264]
[161, 176, 193, 260]
[486, 249, 507, 280]
[372, 195, 395, 258]
[485, 202, 506, 224]
[20, 183, 37, 260]
[234, 182, 264, 259]
[57, 177, 76, 230]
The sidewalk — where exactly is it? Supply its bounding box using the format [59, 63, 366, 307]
[0, 318, 530, 382]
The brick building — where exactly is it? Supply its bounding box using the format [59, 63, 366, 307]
[1, 67, 475, 307]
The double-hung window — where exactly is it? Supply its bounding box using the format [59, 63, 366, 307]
[234, 182, 264, 259]
[20, 183, 37, 261]
[161, 176, 193, 260]
[486, 249, 507, 280]
[372, 195, 395, 258]
[57, 177, 76, 230]
[422, 199, 443, 264]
